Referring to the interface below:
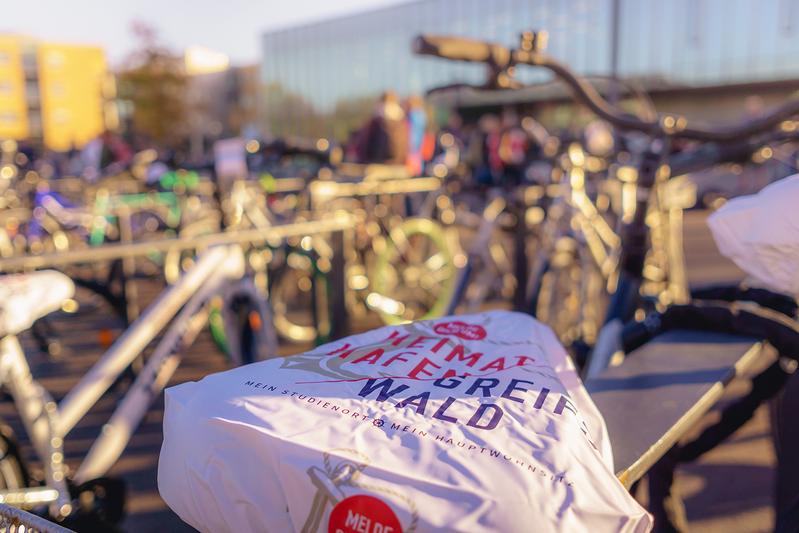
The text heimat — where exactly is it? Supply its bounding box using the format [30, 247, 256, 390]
[325, 329, 539, 381]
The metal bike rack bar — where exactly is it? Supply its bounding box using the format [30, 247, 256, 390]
[261, 177, 307, 193]
[0, 215, 353, 271]
[116, 206, 141, 320]
[336, 162, 411, 181]
[328, 229, 348, 340]
[309, 177, 441, 207]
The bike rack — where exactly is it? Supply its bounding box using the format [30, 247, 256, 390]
[309, 176, 442, 208]
[0, 215, 354, 342]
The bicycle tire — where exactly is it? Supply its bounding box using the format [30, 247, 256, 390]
[269, 247, 326, 343]
[0, 422, 30, 491]
[163, 219, 219, 285]
[529, 235, 607, 352]
[372, 217, 457, 324]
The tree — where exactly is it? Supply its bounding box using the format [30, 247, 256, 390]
[262, 82, 322, 139]
[117, 22, 189, 147]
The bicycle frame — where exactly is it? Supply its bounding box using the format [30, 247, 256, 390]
[585, 147, 671, 378]
[445, 189, 513, 315]
[0, 244, 245, 518]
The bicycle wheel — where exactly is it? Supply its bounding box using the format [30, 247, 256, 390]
[269, 248, 325, 343]
[163, 218, 220, 285]
[372, 217, 457, 324]
[0, 423, 29, 491]
[529, 235, 607, 353]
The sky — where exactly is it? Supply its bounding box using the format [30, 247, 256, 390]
[0, 0, 410, 66]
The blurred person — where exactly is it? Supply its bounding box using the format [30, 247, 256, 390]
[81, 130, 133, 181]
[442, 111, 466, 147]
[584, 118, 614, 158]
[428, 110, 467, 175]
[344, 129, 361, 162]
[468, 113, 501, 187]
[405, 95, 427, 175]
[356, 91, 407, 165]
[102, 130, 134, 169]
[498, 107, 528, 186]
[745, 94, 765, 118]
[521, 115, 555, 184]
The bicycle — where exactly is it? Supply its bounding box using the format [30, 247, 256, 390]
[267, 173, 458, 341]
[413, 30, 799, 379]
[415, 30, 799, 530]
[0, 237, 282, 527]
[416, 50, 693, 356]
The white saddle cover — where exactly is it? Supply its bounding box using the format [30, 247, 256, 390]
[708, 174, 799, 297]
[0, 271, 75, 337]
[159, 311, 652, 532]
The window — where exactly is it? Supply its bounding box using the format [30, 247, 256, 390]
[46, 51, 65, 68]
[49, 82, 66, 97]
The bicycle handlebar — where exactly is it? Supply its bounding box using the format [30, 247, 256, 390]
[413, 33, 799, 143]
[669, 129, 799, 176]
[413, 34, 511, 65]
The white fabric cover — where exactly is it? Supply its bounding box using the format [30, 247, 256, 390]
[708, 174, 799, 296]
[159, 311, 651, 532]
[0, 271, 74, 337]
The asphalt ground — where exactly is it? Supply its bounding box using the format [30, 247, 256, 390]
[5, 208, 779, 532]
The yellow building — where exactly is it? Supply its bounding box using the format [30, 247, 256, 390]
[37, 43, 107, 150]
[0, 35, 112, 150]
[0, 35, 30, 140]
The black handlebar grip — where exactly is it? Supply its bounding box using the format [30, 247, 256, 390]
[413, 35, 511, 66]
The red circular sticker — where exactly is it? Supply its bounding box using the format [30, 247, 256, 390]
[434, 321, 487, 340]
[328, 494, 402, 533]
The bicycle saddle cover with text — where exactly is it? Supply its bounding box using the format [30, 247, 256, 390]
[0, 271, 74, 338]
[158, 310, 651, 533]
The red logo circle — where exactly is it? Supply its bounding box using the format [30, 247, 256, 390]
[328, 494, 402, 533]
[433, 321, 486, 340]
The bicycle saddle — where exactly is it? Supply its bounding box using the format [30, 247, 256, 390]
[0, 271, 75, 338]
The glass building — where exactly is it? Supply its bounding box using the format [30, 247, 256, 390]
[261, 0, 799, 139]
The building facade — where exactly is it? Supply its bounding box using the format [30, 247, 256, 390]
[0, 35, 34, 142]
[185, 64, 262, 158]
[261, 0, 799, 140]
[0, 35, 115, 150]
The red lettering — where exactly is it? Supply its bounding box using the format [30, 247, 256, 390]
[444, 345, 482, 367]
[407, 336, 432, 349]
[383, 330, 410, 346]
[381, 351, 414, 367]
[351, 348, 384, 365]
[407, 357, 441, 379]
[479, 357, 506, 372]
[430, 337, 449, 353]
[327, 343, 355, 359]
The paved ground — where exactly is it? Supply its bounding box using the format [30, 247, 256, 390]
[6, 209, 779, 532]
[676, 210, 774, 533]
